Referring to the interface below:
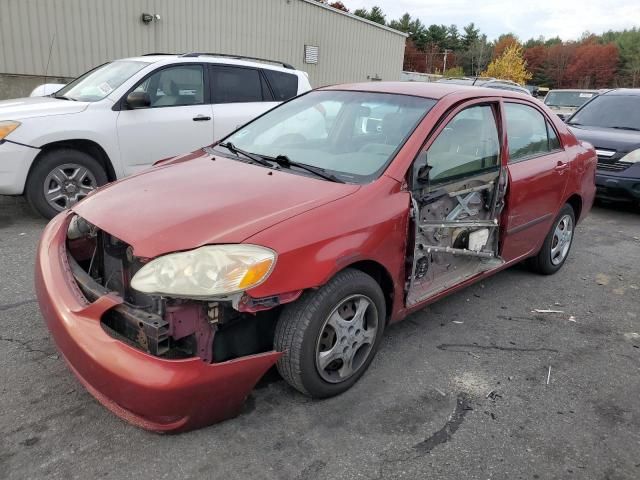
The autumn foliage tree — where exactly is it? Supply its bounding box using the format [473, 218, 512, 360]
[493, 34, 519, 59]
[564, 41, 619, 88]
[482, 44, 532, 84]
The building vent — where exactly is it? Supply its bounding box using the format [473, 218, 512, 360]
[304, 45, 319, 64]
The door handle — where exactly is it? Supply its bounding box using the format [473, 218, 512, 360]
[193, 115, 211, 122]
[555, 160, 569, 174]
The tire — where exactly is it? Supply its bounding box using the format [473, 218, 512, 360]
[26, 148, 108, 219]
[528, 204, 576, 275]
[274, 268, 386, 398]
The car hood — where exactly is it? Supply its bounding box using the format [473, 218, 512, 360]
[72, 151, 360, 258]
[547, 105, 577, 116]
[0, 96, 89, 120]
[569, 125, 640, 154]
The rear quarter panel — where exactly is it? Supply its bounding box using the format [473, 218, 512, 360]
[565, 134, 597, 223]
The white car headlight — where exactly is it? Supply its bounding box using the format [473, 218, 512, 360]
[131, 245, 276, 298]
[619, 148, 640, 164]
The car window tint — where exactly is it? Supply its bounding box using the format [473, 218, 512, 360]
[263, 69, 299, 101]
[547, 122, 561, 150]
[137, 65, 204, 108]
[505, 103, 551, 161]
[211, 66, 263, 103]
[426, 105, 500, 183]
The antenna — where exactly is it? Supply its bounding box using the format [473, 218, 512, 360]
[43, 33, 56, 87]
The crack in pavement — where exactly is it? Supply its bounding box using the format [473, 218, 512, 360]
[0, 336, 53, 358]
[0, 298, 37, 312]
[413, 393, 472, 454]
[437, 343, 559, 353]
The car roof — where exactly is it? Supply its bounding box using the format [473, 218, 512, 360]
[320, 81, 534, 101]
[602, 88, 640, 96]
[118, 54, 303, 75]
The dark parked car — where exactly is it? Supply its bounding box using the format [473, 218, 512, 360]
[567, 89, 640, 205]
[36, 82, 596, 432]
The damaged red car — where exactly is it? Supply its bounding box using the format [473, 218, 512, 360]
[35, 82, 597, 432]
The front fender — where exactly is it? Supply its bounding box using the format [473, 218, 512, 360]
[246, 176, 411, 321]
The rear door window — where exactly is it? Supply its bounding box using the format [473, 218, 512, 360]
[505, 103, 559, 161]
[210, 66, 268, 103]
[263, 69, 299, 101]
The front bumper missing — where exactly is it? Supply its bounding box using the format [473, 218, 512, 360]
[35, 212, 281, 432]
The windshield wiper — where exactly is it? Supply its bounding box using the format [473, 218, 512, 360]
[270, 155, 345, 183]
[53, 94, 77, 101]
[610, 126, 640, 132]
[217, 142, 272, 167]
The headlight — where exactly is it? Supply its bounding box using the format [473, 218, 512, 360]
[130, 244, 276, 298]
[619, 148, 640, 164]
[0, 121, 20, 140]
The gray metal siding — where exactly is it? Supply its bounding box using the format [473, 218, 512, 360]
[0, 0, 405, 87]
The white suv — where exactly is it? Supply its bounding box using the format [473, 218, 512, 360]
[0, 53, 311, 218]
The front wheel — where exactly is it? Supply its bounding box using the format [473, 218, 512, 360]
[274, 269, 386, 398]
[528, 204, 576, 275]
[25, 148, 108, 219]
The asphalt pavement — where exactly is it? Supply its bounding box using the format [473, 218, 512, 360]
[1, 196, 639, 480]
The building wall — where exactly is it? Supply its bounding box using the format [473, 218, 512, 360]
[0, 0, 406, 98]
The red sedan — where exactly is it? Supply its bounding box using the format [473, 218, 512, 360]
[35, 82, 597, 432]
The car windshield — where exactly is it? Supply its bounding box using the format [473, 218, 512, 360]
[568, 95, 640, 130]
[545, 91, 596, 108]
[218, 90, 436, 183]
[54, 61, 148, 102]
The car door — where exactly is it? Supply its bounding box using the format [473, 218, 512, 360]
[501, 101, 569, 261]
[116, 64, 214, 175]
[209, 65, 279, 140]
[407, 100, 508, 306]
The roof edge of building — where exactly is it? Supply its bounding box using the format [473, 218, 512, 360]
[298, 0, 409, 37]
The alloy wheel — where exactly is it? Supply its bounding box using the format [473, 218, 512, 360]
[315, 294, 380, 383]
[43, 163, 98, 212]
[550, 214, 573, 265]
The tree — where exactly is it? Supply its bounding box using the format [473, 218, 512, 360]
[462, 23, 480, 49]
[564, 41, 619, 88]
[493, 33, 519, 59]
[352, 5, 386, 25]
[523, 45, 549, 85]
[328, 1, 348, 12]
[353, 8, 368, 18]
[368, 6, 386, 25]
[446, 24, 461, 51]
[482, 43, 532, 84]
[460, 34, 492, 76]
[389, 13, 412, 32]
[443, 66, 465, 77]
[544, 43, 576, 87]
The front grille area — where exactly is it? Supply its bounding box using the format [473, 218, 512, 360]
[597, 160, 629, 172]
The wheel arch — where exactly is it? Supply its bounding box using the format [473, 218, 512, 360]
[336, 260, 395, 323]
[565, 193, 583, 222]
[27, 139, 117, 183]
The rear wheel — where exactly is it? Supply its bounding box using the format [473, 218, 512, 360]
[26, 148, 108, 219]
[528, 204, 575, 275]
[274, 269, 386, 398]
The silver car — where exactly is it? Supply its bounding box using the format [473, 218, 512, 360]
[544, 89, 601, 120]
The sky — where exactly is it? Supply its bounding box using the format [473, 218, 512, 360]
[346, 0, 640, 41]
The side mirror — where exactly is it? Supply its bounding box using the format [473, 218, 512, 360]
[412, 151, 431, 188]
[126, 91, 151, 109]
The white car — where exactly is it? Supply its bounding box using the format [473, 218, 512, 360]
[0, 53, 311, 218]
